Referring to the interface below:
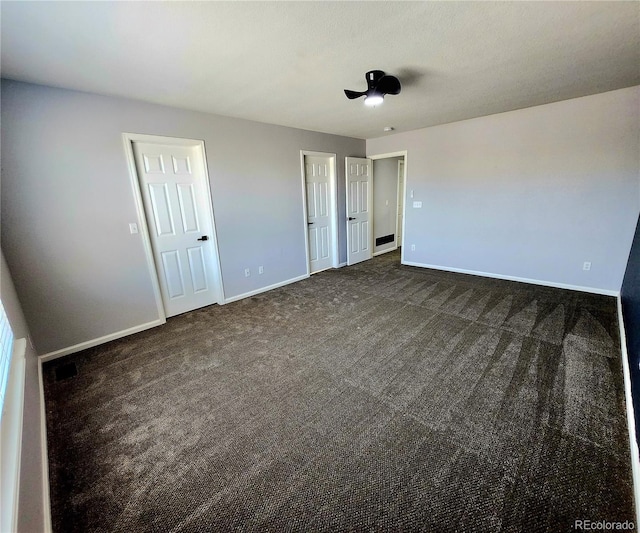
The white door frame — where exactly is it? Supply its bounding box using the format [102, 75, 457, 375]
[300, 151, 339, 275]
[397, 159, 405, 249]
[123, 132, 226, 321]
[368, 150, 408, 262]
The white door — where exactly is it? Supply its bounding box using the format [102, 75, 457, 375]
[132, 141, 222, 317]
[346, 157, 373, 266]
[305, 155, 333, 273]
[397, 160, 405, 246]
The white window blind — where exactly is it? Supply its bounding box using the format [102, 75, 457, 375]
[0, 301, 14, 420]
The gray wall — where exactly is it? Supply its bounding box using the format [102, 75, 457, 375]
[373, 156, 402, 255]
[1, 252, 44, 533]
[367, 86, 640, 292]
[1, 80, 365, 355]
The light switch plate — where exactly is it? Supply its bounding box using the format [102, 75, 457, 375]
[129, 223, 138, 234]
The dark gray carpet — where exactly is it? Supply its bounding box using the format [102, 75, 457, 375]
[43, 250, 635, 532]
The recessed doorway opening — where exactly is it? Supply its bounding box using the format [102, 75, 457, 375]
[370, 151, 407, 263]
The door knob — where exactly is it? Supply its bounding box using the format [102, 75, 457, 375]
[197, 235, 209, 241]
[308, 222, 314, 225]
[348, 217, 356, 221]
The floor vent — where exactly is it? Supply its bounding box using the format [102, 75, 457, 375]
[55, 362, 78, 381]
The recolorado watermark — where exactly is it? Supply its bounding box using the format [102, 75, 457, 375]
[575, 520, 635, 530]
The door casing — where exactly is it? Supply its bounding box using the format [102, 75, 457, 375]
[123, 133, 225, 321]
[397, 159, 405, 248]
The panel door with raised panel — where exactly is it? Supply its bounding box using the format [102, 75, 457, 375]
[346, 157, 372, 266]
[133, 142, 221, 317]
[305, 155, 333, 273]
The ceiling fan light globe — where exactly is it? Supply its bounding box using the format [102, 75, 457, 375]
[364, 95, 384, 107]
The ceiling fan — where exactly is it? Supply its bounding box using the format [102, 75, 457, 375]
[344, 70, 401, 107]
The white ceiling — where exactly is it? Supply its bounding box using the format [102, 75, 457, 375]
[2, 1, 639, 140]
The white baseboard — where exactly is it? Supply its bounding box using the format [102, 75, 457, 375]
[224, 274, 309, 304]
[617, 297, 640, 527]
[373, 246, 398, 257]
[337, 262, 347, 268]
[39, 318, 165, 362]
[401, 260, 620, 297]
[38, 360, 52, 533]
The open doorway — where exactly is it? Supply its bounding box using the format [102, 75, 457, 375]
[344, 152, 407, 266]
[370, 151, 407, 261]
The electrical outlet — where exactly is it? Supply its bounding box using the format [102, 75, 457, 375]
[583, 262, 591, 271]
[244, 268, 251, 277]
[411, 244, 416, 251]
[258, 266, 264, 274]
[412, 201, 422, 208]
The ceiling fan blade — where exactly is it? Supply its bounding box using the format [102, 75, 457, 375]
[344, 89, 367, 99]
[377, 75, 401, 96]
